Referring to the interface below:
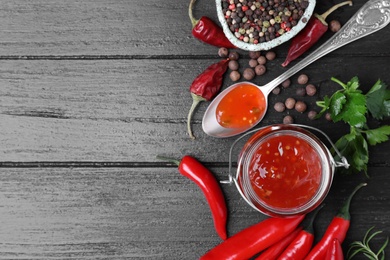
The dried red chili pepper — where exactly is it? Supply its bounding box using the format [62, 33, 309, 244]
[254, 226, 302, 260]
[187, 59, 229, 139]
[157, 155, 228, 240]
[282, 1, 353, 67]
[304, 183, 366, 260]
[277, 204, 324, 260]
[189, 0, 236, 48]
[200, 215, 305, 260]
[325, 238, 344, 260]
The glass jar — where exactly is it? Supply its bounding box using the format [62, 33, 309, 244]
[226, 124, 349, 217]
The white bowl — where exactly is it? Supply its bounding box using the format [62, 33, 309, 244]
[216, 0, 316, 51]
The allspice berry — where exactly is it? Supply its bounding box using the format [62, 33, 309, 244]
[329, 20, 341, 32]
[306, 84, 317, 96]
[274, 102, 286, 112]
[230, 70, 241, 81]
[255, 64, 266, 75]
[228, 60, 239, 71]
[295, 101, 307, 113]
[283, 115, 294, 124]
[218, 47, 229, 58]
[243, 68, 255, 80]
[297, 74, 309, 85]
[285, 97, 296, 109]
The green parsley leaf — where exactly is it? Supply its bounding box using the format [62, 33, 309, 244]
[334, 131, 368, 175]
[364, 125, 390, 146]
[366, 79, 390, 120]
[318, 76, 389, 175]
[329, 92, 346, 117]
[331, 92, 367, 127]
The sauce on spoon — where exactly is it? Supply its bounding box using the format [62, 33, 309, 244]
[216, 83, 266, 128]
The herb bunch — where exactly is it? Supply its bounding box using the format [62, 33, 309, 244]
[317, 76, 390, 176]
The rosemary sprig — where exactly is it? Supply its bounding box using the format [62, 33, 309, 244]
[347, 227, 389, 260]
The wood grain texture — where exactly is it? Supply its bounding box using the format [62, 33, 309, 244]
[1, 57, 390, 161]
[0, 0, 389, 56]
[0, 167, 388, 259]
[1, 0, 389, 258]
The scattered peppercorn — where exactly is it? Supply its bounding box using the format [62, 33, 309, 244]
[272, 86, 281, 95]
[325, 112, 332, 121]
[265, 51, 276, 61]
[249, 59, 258, 68]
[243, 68, 256, 80]
[230, 70, 241, 81]
[257, 56, 267, 65]
[306, 84, 317, 96]
[308, 110, 318, 120]
[255, 64, 266, 75]
[229, 51, 240, 60]
[228, 60, 239, 71]
[295, 100, 307, 112]
[274, 102, 286, 112]
[218, 47, 229, 58]
[296, 87, 306, 96]
[329, 20, 341, 32]
[283, 115, 294, 124]
[281, 79, 291, 88]
[285, 97, 296, 109]
[249, 51, 261, 59]
[297, 74, 309, 84]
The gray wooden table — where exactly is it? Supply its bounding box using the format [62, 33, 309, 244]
[1, 0, 389, 259]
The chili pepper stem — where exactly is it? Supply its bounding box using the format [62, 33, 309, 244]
[306, 204, 325, 234]
[187, 93, 206, 139]
[337, 182, 367, 220]
[319, 1, 353, 23]
[156, 155, 181, 166]
[189, 0, 199, 28]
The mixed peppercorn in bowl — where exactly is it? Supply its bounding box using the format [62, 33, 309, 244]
[216, 0, 316, 51]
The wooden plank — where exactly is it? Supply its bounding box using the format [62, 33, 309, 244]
[1, 57, 390, 162]
[0, 0, 216, 56]
[0, 167, 388, 259]
[0, 0, 389, 56]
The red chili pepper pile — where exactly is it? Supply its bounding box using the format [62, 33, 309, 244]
[186, 59, 229, 139]
[189, 0, 236, 48]
[200, 215, 305, 260]
[282, 0, 353, 67]
[157, 155, 228, 240]
[198, 183, 365, 259]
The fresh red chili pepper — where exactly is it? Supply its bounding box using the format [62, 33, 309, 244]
[325, 238, 344, 260]
[157, 155, 228, 240]
[304, 183, 367, 260]
[277, 204, 324, 260]
[200, 215, 305, 260]
[282, 1, 353, 67]
[187, 59, 229, 139]
[254, 226, 302, 260]
[189, 0, 236, 48]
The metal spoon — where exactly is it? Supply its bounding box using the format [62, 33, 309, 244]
[202, 0, 390, 138]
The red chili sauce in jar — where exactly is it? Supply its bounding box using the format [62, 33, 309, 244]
[248, 134, 322, 209]
[216, 83, 266, 128]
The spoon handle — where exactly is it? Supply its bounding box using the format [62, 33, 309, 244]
[263, 0, 390, 94]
